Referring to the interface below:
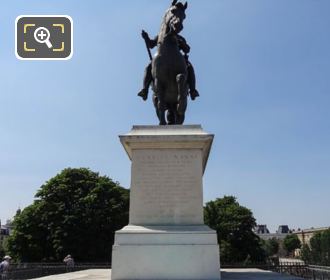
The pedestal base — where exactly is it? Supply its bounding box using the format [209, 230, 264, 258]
[111, 126, 221, 279]
[111, 225, 221, 280]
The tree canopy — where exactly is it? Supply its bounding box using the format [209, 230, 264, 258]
[204, 196, 265, 263]
[283, 234, 301, 254]
[262, 238, 279, 257]
[301, 229, 330, 266]
[7, 168, 129, 262]
[0, 241, 6, 259]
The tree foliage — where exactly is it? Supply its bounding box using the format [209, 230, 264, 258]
[204, 196, 266, 263]
[0, 241, 6, 259]
[263, 238, 279, 257]
[283, 234, 301, 254]
[301, 229, 330, 266]
[300, 244, 311, 263]
[7, 168, 129, 262]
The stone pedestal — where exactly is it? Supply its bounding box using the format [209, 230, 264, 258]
[111, 125, 220, 280]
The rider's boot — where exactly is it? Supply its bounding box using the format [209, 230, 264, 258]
[187, 62, 199, 100]
[138, 63, 152, 101]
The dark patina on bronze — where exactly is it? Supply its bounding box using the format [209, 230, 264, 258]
[138, 1, 199, 125]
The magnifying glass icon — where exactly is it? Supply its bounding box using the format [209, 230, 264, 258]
[34, 27, 53, 48]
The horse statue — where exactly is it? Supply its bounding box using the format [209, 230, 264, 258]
[138, 0, 199, 125]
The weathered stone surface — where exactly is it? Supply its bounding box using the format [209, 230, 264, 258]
[130, 148, 203, 224]
[120, 125, 213, 225]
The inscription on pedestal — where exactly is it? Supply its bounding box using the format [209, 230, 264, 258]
[130, 149, 203, 225]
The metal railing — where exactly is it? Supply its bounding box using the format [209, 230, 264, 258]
[222, 261, 330, 280]
[306, 265, 330, 280]
[273, 262, 310, 278]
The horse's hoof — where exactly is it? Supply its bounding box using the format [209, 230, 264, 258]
[159, 121, 166, 125]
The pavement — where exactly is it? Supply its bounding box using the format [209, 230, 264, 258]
[32, 269, 111, 280]
[32, 268, 304, 280]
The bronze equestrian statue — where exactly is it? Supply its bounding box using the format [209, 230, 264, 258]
[138, 0, 199, 125]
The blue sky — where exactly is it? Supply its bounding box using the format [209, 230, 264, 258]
[0, 0, 329, 233]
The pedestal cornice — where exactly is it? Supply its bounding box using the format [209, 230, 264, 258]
[119, 125, 214, 173]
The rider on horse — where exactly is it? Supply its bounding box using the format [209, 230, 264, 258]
[137, 23, 199, 101]
[138, 1, 197, 125]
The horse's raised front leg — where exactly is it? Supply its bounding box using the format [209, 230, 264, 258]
[176, 73, 187, 123]
[154, 78, 166, 125]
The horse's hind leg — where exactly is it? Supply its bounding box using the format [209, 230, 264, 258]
[176, 73, 187, 101]
[167, 106, 175, 125]
[158, 99, 167, 125]
[177, 113, 185, 124]
[152, 94, 160, 121]
[154, 78, 167, 125]
[176, 73, 187, 122]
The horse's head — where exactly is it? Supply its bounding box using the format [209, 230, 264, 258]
[166, 0, 187, 34]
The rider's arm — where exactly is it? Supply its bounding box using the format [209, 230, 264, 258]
[148, 36, 158, 49]
[142, 30, 158, 49]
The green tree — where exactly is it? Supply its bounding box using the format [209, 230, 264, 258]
[310, 232, 322, 264]
[204, 196, 266, 263]
[283, 234, 301, 255]
[300, 244, 311, 263]
[320, 229, 330, 265]
[7, 168, 129, 262]
[0, 241, 6, 259]
[308, 229, 330, 265]
[263, 238, 279, 257]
